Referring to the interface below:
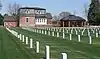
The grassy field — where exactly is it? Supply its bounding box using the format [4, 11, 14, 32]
[11, 27, 100, 59]
[0, 27, 33, 59]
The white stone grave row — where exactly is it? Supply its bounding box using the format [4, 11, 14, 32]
[6, 27, 69, 59]
[24, 27, 100, 37]
[22, 27, 99, 44]
[6, 27, 18, 37]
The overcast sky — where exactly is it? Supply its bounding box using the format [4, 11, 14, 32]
[0, 0, 90, 18]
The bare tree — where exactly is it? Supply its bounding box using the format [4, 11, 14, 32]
[53, 12, 71, 20]
[53, 15, 59, 20]
[8, 3, 21, 26]
[8, 3, 21, 19]
[59, 12, 71, 19]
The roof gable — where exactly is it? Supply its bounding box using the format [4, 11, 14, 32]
[60, 15, 85, 21]
[19, 7, 46, 10]
[4, 16, 17, 22]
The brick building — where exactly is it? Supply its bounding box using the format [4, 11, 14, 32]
[60, 15, 86, 27]
[18, 7, 52, 27]
[4, 16, 17, 27]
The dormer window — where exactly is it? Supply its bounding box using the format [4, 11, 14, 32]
[27, 11, 29, 13]
[38, 11, 41, 14]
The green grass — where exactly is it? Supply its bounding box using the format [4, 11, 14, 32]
[0, 27, 33, 59]
[11, 27, 100, 59]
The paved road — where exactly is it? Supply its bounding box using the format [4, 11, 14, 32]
[0, 28, 31, 59]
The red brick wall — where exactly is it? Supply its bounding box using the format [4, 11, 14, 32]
[19, 16, 35, 27]
[4, 22, 17, 27]
[47, 19, 52, 24]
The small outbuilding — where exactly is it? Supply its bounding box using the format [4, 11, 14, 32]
[60, 15, 86, 27]
[4, 16, 17, 27]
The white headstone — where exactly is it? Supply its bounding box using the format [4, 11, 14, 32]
[49, 28, 50, 31]
[30, 39, 33, 48]
[48, 31, 50, 35]
[63, 32, 65, 39]
[20, 34, 22, 40]
[81, 31, 84, 35]
[42, 30, 44, 34]
[18, 35, 20, 38]
[79, 29, 80, 32]
[57, 32, 59, 37]
[26, 37, 28, 44]
[59, 29, 61, 32]
[61, 53, 68, 59]
[76, 31, 78, 35]
[99, 31, 100, 34]
[52, 32, 54, 36]
[96, 33, 99, 38]
[36, 41, 39, 53]
[45, 45, 50, 59]
[34, 29, 36, 32]
[89, 36, 92, 44]
[22, 35, 25, 42]
[45, 30, 47, 35]
[40, 29, 42, 33]
[70, 34, 72, 40]
[37, 29, 38, 33]
[78, 35, 80, 42]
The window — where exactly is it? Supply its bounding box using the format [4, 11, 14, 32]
[36, 19, 38, 22]
[40, 19, 41, 22]
[38, 19, 40, 22]
[36, 10, 39, 14]
[42, 19, 43, 22]
[26, 18, 29, 22]
[26, 10, 28, 13]
[38, 10, 40, 14]
[44, 19, 45, 22]
[36, 19, 39, 22]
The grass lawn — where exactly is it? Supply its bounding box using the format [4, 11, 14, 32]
[11, 27, 100, 59]
[0, 27, 32, 59]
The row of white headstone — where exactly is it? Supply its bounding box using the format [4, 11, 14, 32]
[43, 27, 100, 36]
[6, 27, 68, 59]
[23, 27, 100, 37]
[6, 27, 18, 37]
[22, 28, 68, 39]
[23, 27, 93, 44]
[18, 34, 68, 59]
